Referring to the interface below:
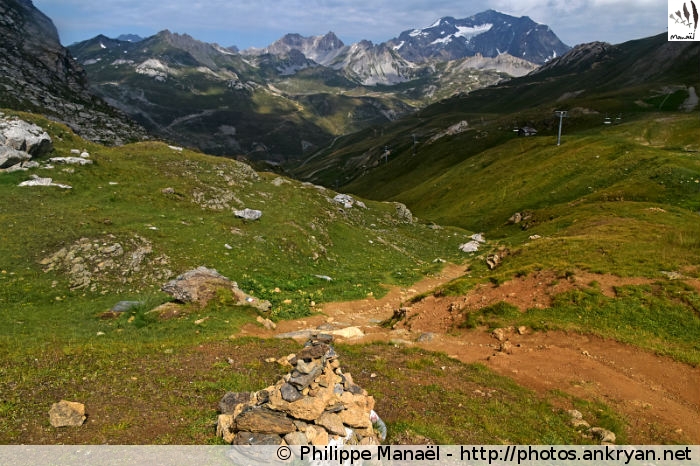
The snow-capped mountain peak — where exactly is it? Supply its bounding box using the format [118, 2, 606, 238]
[387, 10, 569, 65]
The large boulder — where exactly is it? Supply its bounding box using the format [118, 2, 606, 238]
[161, 266, 270, 311]
[394, 202, 413, 223]
[0, 117, 52, 157]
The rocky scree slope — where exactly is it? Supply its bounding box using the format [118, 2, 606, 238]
[0, 0, 146, 145]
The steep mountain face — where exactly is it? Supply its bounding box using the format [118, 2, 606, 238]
[387, 10, 570, 65]
[330, 40, 420, 85]
[248, 33, 419, 86]
[0, 0, 146, 144]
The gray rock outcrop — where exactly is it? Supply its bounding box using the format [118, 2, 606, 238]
[0, 115, 53, 171]
[0, 117, 52, 156]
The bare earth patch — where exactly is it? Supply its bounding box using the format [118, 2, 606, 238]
[241, 266, 700, 444]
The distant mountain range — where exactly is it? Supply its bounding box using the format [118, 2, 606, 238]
[59, 9, 563, 163]
[240, 10, 567, 85]
[1, 0, 570, 161]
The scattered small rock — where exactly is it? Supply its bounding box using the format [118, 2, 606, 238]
[271, 177, 290, 187]
[329, 326, 364, 340]
[49, 400, 86, 427]
[333, 194, 355, 209]
[471, 233, 486, 243]
[234, 208, 262, 221]
[492, 328, 508, 342]
[590, 426, 616, 444]
[109, 301, 144, 313]
[257, 315, 277, 330]
[499, 341, 513, 354]
[49, 157, 93, 165]
[572, 419, 591, 428]
[18, 175, 71, 189]
[661, 271, 685, 280]
[459, 241, 481, 253]
[486, 254, 501, 270]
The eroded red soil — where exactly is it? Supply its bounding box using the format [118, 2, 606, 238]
[241, 265, 700, 444]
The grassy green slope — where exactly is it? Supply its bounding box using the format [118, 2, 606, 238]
[389, 113, 700, 366]
[0, 110, 616, 444]
[392, 115, 700, 231]
[0, 110, 471, 330]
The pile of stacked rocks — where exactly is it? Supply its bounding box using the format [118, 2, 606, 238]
[216, 336, 383, 446]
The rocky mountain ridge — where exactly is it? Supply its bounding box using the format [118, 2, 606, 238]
[239, 10, 561, 85]
[250, 32, 347, 66]
[0, 0, 146, 144]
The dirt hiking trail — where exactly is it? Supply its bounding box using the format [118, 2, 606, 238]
[240, 264, 700, 444]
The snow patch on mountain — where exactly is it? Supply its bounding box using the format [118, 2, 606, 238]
[430, 24, 493, 46]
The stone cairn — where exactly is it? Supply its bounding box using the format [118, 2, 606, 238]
[216, 336, 382, 446]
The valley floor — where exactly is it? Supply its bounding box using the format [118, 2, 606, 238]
[241, 265, 700, 444]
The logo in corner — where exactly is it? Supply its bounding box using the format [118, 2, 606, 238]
[669, 1, 699, 41]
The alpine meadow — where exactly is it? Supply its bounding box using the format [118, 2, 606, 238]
[1, 0, 699, 447]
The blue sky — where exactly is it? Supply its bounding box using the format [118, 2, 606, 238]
[33, 0, 667, 49]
